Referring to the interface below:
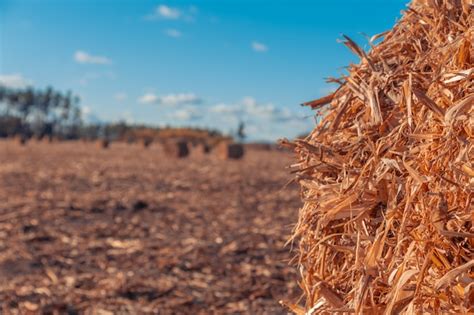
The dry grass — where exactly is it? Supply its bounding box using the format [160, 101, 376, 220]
[282, 0, 473, 313]
[0, 140, 300, 314]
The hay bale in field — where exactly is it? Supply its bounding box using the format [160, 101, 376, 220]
[16, 136, 28, 146]
[283, 1, 473, 314]
[217, 142, 244, 160]
[98, 139, 110, 149]
[142, 138, 153, 148]
[201, 143, 211, 154]
[163, 140, 189, 158]
[189, 142, 212, 156]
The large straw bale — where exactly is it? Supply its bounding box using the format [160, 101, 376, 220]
[217, 142, 245, 159]
[284, 1, 473, 313]
[163, 140, 189, 158]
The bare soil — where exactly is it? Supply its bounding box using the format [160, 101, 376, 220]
[0, 140, 300, 314]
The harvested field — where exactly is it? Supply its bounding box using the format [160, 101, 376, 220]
[0, 140, 299, 314]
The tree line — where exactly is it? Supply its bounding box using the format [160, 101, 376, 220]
[0, 85, 226, 143]
[0, 86, 83, 140]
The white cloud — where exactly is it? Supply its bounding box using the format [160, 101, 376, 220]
[0, 73, 33, 89]
[211, 97, 304, 123]
[82, 106, 91, 115]
[161, 93, 201, 106]
[81, 105, 103, 124]
[251, 41, 268, 53]
[146, 5, 197, 22]
[138, 92, 202, 106]
[74, 50, 112, 65]
[247, 104, 277, 117]
[170, 107, 202, 121]
[242, 96, 257, 107]
[207, 97, 314, 141]
[137, 96, 313, 142]
[138, 93, 159, 104]
[114, 93, 127, 102]
[165, 29, 182, 38]
[119, 111, 135, 124]
[157, 5, 181, 19]
[210, 103, 241, 114]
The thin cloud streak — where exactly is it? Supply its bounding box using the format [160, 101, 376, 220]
[251, 41, 268, 52]
[74, 51, 112, 65]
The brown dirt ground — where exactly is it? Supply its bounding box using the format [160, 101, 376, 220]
[0, 140, 301, 314]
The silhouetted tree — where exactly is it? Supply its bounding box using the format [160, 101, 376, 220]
[237, 121, 246, 142]
[0, 86, 83, 139]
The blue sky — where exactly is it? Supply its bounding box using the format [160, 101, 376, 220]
[0, 0, 408, 141]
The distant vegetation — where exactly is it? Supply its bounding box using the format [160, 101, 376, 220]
[0, 85, 229, 144]
[0, 86, 81, 140]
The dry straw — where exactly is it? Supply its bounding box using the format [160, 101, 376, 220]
[283, 0, 473, 313]
[216, 142, 245, 160]
[163, 140, 190, 158]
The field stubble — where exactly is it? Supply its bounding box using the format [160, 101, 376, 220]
[0, 140, 300, 314]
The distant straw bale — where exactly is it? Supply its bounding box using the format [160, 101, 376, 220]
[98, 139, 110, 149]
[163, 140, 189, 158]
[191, 142, 210, 154]
[284, 1, 473, 314]
[143, 138, 153, 148]
[189, 142, 212, 156]
[217, 142, 245, 160]
[201, 143, 211, 154]
[16, 136, 28, 146]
